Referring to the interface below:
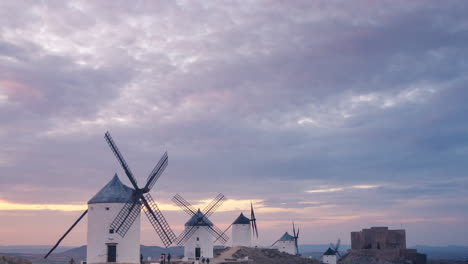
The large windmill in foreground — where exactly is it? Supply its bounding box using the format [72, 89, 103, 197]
[45, 131, 175, 264]
[271, 222, 300, 256]
[214, 202, 259, 247]
[172, 193, 229, 259]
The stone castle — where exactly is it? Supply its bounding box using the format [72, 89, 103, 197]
[349, 227, 426, 264]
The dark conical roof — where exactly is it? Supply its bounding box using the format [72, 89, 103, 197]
[324, 247, 336, 256]
[88, 174, 135, 204]
[233, 212, 251, 225]
[185, 209, 214, 226]
[278, 232, 295, 241]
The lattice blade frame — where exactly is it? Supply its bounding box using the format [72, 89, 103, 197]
[145, 152, 168, 191]
[206, 224, 229, 244]
[172, 194, 197, 216]
[176, 225, 199, 246]
[142, 193, 176, 247]
[104, 132, 139, 189]
[202, 193, 225, 218]
[110, 196, 142, 237]
[213, 223, 232, 244]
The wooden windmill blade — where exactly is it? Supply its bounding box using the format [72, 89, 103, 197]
[105, 131, 175, 246]
[172, 194, 198, 215]
[44, 210, 88, 259]
[172, 193, 229, 244]
[250, 202, 259, 238]
[104, 131, 139, 189]
[144, 151, 168, 191]
[110, 195, 142, 237]
[206, 223, 229, 244]
[141, 193, 176, 247]
[176, 225, 199, 246]
[201, 193, 225, 218]
[213, 223, 232, 243]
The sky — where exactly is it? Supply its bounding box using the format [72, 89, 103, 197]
[1, 0, 468, 248]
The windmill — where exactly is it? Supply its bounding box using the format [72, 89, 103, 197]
[292, 222, 300, 256]
[44, 131, 176, 263]
[103, 131, 176, 246]
[330, 238, 342, 259]
[271, 222, 300, 256]
[172, 193, 229, 259]
[214, 202, 259, 247]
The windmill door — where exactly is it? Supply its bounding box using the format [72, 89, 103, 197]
[195, 248, 201, 259]
[107, 244, 117, 262]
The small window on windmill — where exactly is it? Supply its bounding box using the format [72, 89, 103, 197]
[109, 229, 114, 234]
[197, 237, 199, 241]
[105, 207, 110, 211]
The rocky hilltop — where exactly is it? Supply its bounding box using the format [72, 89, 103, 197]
[213, 247, 320, 264]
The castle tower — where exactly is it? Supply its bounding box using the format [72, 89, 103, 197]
[232, 213, 251, 247]
[183, 209, 214, 259]
[87, 175, 140, 264]
[275, 232, 296, 255]
[322, 247, 337, 264]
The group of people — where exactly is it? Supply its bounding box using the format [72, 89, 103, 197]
[159, 253, 171, 264]
[141, 252, 211, 264]
[192, 256, 210, 264]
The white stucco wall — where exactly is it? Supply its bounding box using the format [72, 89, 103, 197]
[232, 224, 251, 247]
[276, 240, 296, 255]
[87, 203, 140, 264]
[323, 255, 336, 264]
[184, 227, 213, 259]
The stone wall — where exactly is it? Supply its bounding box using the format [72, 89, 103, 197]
[349, 227, 426, 264]
[351, 227, 406, 250]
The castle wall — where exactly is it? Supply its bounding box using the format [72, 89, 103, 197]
[351, 227, 406, 250]
[351, 232, 363, 250]
[349, 227, 426, 264]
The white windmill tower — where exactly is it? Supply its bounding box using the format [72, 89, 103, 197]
[214, 202, 259, 247]
[171, 194, 229, 260]
[322, 247, 337, 264]
[44, 132, 176, 264]
[323, 239, 342, 264]
[271, 222, 300, 256]
[86, 174, 141, 264]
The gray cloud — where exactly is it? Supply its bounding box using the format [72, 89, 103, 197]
[1, 0, 468, 246]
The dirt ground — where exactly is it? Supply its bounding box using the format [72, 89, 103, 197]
[211, 247, 320, 264]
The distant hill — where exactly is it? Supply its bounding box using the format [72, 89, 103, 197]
[0, 255, 31, 264]
[0, 247, 73, 255]
[412, 245, 468, 260]
[2, 244, 467, 262]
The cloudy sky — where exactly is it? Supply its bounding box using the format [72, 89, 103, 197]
[1, 0, 468, 248]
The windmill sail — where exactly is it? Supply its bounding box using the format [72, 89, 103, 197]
[104, 131, 175, 247]
[172, 193, 229, 245]
[250, 202, 258, 238]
